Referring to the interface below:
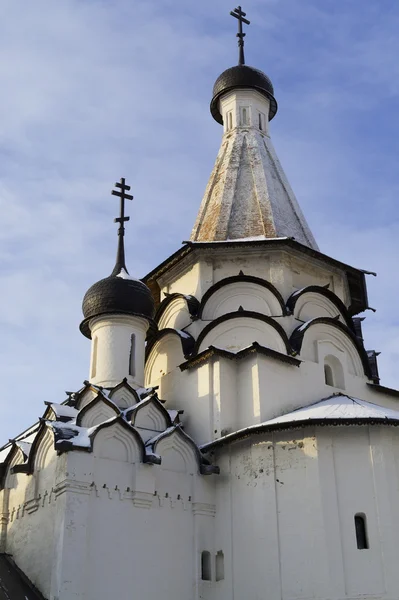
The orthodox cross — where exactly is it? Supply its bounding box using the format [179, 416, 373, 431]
[111, 177, 133, 275]
[230, 6, 250, 66]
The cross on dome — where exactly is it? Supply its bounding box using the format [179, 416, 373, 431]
[230, 6, 250, 66]
[111, 177, 134, 276]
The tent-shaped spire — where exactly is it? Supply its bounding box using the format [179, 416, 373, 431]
[190, 7, 318, 250]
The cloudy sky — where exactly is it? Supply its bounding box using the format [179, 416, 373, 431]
[0, 0, 398, 441]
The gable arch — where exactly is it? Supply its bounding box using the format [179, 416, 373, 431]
[287, 286, 353, 329]
[199, 275, 286, 320]
[290, 317, 371, 378]
[108, 379, 140, 409]
[91, 418, 145, 463]
[149, 427, 200, 474]
[194, 311, 291, 355]
[77, 394, 120, 428]
[127, 396, 171, 432]
[3, 446, 25, 489]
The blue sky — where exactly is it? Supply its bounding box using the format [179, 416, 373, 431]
[1, 0, 398, 441]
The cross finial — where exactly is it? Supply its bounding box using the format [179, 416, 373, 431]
[111, 177, 133, 276]
[230, 6, 250, 66]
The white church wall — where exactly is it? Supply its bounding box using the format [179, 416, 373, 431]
[210, 425, 399, 600]
[157, 295, 192, 330]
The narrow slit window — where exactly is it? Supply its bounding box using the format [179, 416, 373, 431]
[91, 336, 98, 379]
[324, 363, 334, 387]
[227, 111, 233, 131]
[201, 551, 211, 581]
[129, 334, 135, 377]
[241, 107, 247, 126]
[355, 514, 369, 549]
[215, 550, 224, 581]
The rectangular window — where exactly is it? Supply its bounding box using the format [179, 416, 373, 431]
[240, 106, 249, 126]
[91, 336, 98, 379]
[355, 514, 369, 549]
[201, 551, 211, 581]
[258, 111, 266, 131]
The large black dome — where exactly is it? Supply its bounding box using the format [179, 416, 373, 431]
[80, 271, 155, 339]
[210, 65, 278, 125]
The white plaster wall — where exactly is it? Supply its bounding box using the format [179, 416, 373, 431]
[89, 315, 148, 388]
[210, 425, 399, 600]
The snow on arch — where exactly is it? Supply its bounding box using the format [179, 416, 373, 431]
[145, 329, 194, 386]
[196, 311, 290, 355]
[3, 445, 26, 490]
[148, 427, 199, 474]
[127, 396, 171, 442]
[156, 295, 193, 331]
[77, 393, 120, 428]
[108, 379, 140, 409]
[199, 275, 285, 321]
[91, 418, 144, 463]
[291, 318, 369, 378]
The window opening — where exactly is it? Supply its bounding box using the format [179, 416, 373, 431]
[91, 336, 98, 379]
[241, 107, 247, 125]
[201, 551, 211, 581]
[216, 550, 224, 581]
[129, 334, 135, 377]
[324, 363, 334, 387]
[355, 514, 369, 549]
[227, 111, 233, 131]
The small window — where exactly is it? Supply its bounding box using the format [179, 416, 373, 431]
[324, 355, 345, 389]
[240, 107, 249, 126]
[355, 514, 369, 549]
[258, 112, 266, 131]
[129, 334, 135, 377]
[91, 336, 98, 379]
[201, 551, 211, 581]
[215, 550, 224, 581]
[227, 111, 233, 131]
[324, 363, 334, 387]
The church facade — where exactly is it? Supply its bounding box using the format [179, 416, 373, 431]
[1, 8, 399, 600]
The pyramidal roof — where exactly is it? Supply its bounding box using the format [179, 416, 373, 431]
[190, 126, 318, 250]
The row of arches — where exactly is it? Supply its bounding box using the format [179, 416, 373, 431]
[145, 313, 373, 385]
[154, 276, 355, 332]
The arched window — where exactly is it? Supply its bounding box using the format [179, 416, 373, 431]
[215, 550, 224, 581]
[355, 514, 369, 549]
[324, 355, 345, 389]
[324, 363, 334, 386]
[240, 107, 249, 126]
[201, 551, 211, 581]
[129, 334, 135, 377]
[91, 336, 98, 379]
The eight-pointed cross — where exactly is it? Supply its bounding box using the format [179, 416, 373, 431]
[112, 177, 133, 238]
[230, 6, 250, 66]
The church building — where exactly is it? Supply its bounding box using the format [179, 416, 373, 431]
[1, 7, 399, 600]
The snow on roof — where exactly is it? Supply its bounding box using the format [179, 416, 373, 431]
[47, 403, 78, 420]
[116, 268, 140, 282]
[201, 394, 399, 452]
[265, 394, 399, 425]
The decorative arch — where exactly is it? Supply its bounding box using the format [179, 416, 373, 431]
[108, 378, 140, 409]
[290, 317, 371, 379]
[324, 354, 345, 389]
[155, 293, 199, 329]
[147, 426, 218, 475]
[198, 275, 286, 320]
[1, 444, 27, 489]
[286, 285, 354, 329]
[77, 393, 120, 428]
[126, 395, 172, 432]
[194, 311, 291, 356]
[145, 329, 195, 385]
[91, 417, 145, 463]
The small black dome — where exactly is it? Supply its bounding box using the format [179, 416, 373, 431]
[210, 65, 278, 125]
[80, 271, 155, 339]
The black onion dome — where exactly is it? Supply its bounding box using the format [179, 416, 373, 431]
[210, 64, 278, 125]
[80, 272, 155, 339]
